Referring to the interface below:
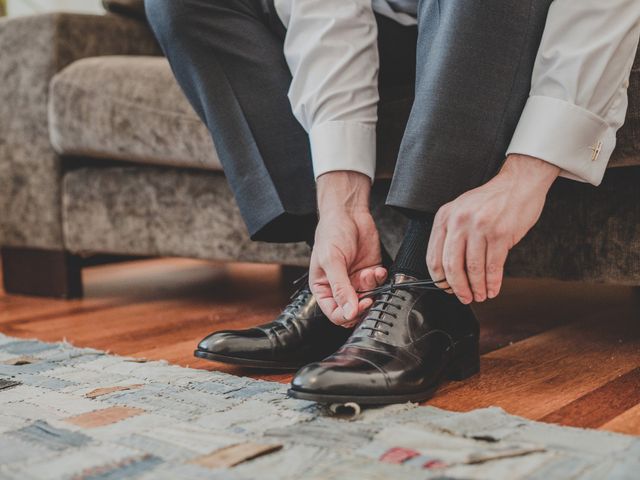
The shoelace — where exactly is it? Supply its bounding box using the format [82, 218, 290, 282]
[272, 273, 312, 333]
[290, 272, 310, 298]
[283, 289, 311, 314]
[356, 278, 446, 336]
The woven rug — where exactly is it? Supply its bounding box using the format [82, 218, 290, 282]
[0, 333, 638, 479]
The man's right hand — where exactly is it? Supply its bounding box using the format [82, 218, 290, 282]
[309, 171, 387, 327]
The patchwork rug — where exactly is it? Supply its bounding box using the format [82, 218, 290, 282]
[0, 333, 638, 479]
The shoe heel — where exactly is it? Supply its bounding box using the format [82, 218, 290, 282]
[447, 338, 480, 381]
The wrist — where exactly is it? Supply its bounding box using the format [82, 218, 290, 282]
[317, 171, 371, 216]
[499, 154, 560, 193]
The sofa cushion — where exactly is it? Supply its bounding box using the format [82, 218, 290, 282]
[62, 166, 310, 265]
[49, 56, 223, 171]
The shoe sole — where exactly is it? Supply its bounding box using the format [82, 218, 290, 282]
[193, 349, 304, 371]
[286, 386, 439, 405]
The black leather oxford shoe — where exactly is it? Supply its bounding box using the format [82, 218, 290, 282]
[194, 275, 352, 370]
[287, 274, 480, 404]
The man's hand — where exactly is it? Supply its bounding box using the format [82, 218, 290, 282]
[310, 171, 387, 327]
[427, 154, 560, 304]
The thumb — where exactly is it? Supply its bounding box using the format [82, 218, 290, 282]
[325, 257, 359, 321]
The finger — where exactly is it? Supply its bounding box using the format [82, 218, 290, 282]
[337, 298, 372, 328]
[359, 268, 378, 292]
[358, 297, 373, 312]
[355, 290, 374, 316]
[486, 242, 509, 299]
[427, 218, 450, 290]
[374, 267, 387, 285]
[325, 258, 360, 322]
[442, 232, 473, 304]
[309, 255, 357, 325]
[466, 235, 487, 302]
[310, 281, 345, 325]
[315, 288, 361, 326]
[355, 297, 373, 324]
[342, 311, 364, 329]
[316, 296, 343, 325]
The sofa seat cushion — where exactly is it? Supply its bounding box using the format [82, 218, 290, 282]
[49, 56, 223, 171]
[62, 166, 310, 265]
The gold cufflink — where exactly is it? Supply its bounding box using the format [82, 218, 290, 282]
[589, 141, 603, 161]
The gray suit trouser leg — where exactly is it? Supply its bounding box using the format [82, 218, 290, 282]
[146, 0, 551, 242]
[387, 0, 553, 213]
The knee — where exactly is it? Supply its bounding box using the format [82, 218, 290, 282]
[145, 0, 191, 42]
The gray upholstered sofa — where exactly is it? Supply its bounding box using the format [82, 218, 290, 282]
[1, 9, 639, 298]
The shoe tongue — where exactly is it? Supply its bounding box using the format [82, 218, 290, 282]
[391, 273, 418, 284]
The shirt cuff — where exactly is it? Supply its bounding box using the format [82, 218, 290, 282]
[506, 95, 616, 186]
[309, 121, 376, 182]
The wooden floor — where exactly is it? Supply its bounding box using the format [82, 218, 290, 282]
[1, 258, 639, 435]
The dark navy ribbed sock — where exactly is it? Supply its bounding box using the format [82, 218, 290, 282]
[390, 215, 434, 279]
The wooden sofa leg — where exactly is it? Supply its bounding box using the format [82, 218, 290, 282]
[1, 247, 83, 298]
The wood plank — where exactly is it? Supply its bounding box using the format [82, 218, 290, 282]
[540, 367, 640, 428]
[471, 279, 635, 354]
[429, 307, 640, 421]
[601, 403, 640, 435]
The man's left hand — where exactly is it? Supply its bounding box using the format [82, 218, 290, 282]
[427, 154, 560, 304]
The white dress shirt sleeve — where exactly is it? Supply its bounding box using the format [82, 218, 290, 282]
[507, 0, 640, 186]
[275, 0, 380, 181]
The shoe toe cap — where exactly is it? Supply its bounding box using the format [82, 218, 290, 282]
[291, 357, 387, 395]
[197, 331, 232, 354]
[197, 330, 265, 356]
[291, 363, 328, 391]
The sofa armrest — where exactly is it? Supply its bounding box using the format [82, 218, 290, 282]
[0, 13, 161, 250]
